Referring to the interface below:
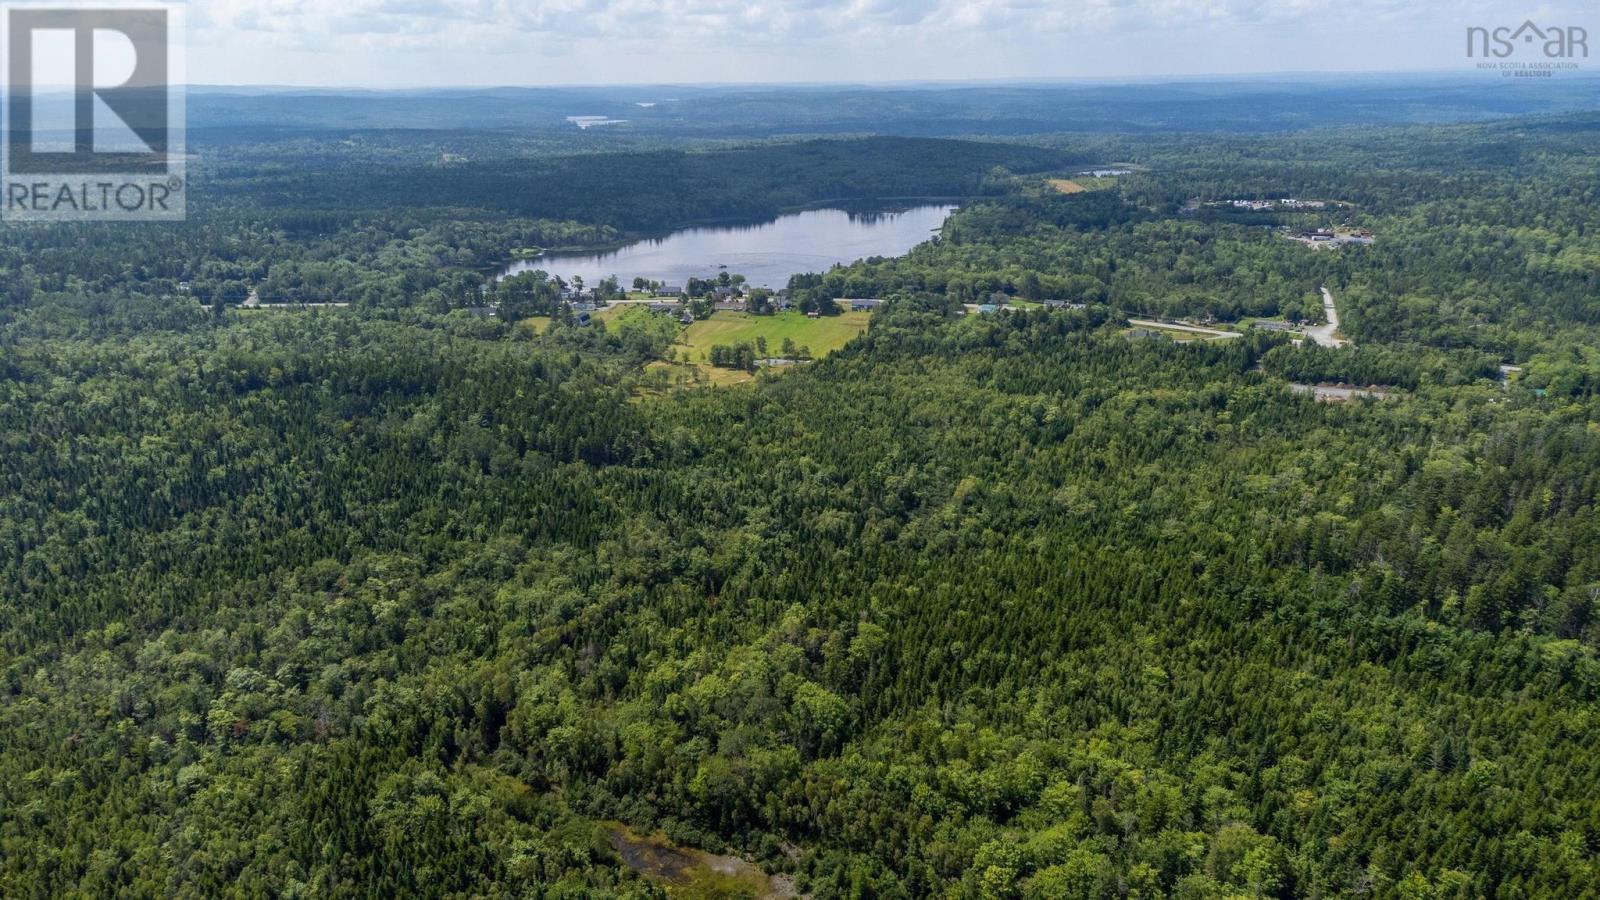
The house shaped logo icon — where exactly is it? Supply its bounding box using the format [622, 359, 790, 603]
[1508, 21, 1545, 44]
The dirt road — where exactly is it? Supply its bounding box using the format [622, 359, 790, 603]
[1305, 287, 1348, 348]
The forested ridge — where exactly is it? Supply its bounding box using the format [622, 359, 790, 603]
[3, 117, 1600, 898]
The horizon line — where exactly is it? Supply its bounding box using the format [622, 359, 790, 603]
[179, 68, 1600, 93]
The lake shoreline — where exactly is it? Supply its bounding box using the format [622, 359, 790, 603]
[491, 197, 968, 272]
[495, 201, 959, 289]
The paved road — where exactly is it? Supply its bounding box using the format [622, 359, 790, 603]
[1127, 319, 1243, 340]
[1305, 287, 1349, 348]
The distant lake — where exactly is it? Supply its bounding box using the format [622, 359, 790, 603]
[498, 204, 956, 289]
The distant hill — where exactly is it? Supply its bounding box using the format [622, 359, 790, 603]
[187, 76, 1600, 137]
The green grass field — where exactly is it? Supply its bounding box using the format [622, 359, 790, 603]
[594, 304, 635, 323]
[676, 310, 871, 364]
[522, 304, 636, 336]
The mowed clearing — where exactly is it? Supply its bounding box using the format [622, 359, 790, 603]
[676, 311, 871, 364]
[521, 304, 632, 335]
[642, 310, 873, 386]
[1048, 179, 1087, 194]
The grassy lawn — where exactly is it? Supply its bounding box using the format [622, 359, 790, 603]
[644, 359, 759, 388]
[674, 310, 871, 365]
[594, 304, 636, 323]
[523, 305, 639, 336]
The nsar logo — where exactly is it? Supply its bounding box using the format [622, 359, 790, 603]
[1467, 20, 1588, 59]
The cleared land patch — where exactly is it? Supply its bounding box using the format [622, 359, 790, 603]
[604, 824, 796, 899]
[676, 310, 870, 365]
[1125, 319, 1243, 343]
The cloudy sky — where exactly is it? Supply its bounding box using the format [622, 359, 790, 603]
[184, 0, 1593, 86]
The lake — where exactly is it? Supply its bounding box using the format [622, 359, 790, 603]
[497, 204, 956, 289]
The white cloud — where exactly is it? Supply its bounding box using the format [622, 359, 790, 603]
[183, 0, 1599, 84]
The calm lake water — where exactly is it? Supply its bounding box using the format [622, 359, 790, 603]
[498, 204, 956, 289]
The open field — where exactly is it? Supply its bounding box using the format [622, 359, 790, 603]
[521, 304, 637, 336]
[1048, 174, 1120, 194]
[636, 310, 873, 388]
[675, 310, 871, 364]
[641, 359, 761, 387]
[645, 358, 783, 387]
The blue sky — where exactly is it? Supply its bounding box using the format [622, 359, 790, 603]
[185, 0, 1593, 86]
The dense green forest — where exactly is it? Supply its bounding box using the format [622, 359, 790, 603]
[3, 109, 1600, 898]
[0, 137, 1065, 311]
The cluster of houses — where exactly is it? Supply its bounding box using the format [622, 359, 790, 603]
[1250, 319, 1297, 333]
[646, 302, 695, 325]
[1223, 198, 1332, 211]
[470, 283, 1099, 327]
[1280, 199, 1331, 210]
[967, 293, 1086, 315]
[1283, 227, 1375, 249]
[642, 286, 805, 322]
[1189, 197, 1351, 214]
